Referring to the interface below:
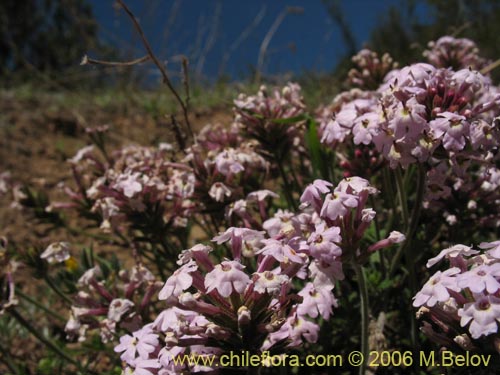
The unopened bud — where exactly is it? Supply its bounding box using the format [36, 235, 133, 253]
[238, 306, 251, 326]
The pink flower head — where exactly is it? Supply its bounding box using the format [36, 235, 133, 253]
[108, 298, 134, 322]
[212, 227, 265, 260]
[247, 189, 279, 202]
[426, 244, 479, 268]
[480, 241, 500, 259]
[115, 172, 143, 198]
[265, 313, 320, 349]
[132, 358, 161, 375]
[413, 268, 460, 307]
[257, 239, 307, 265]
[300, 179, 333, 212]
[457, 264, 500, 294]
[213, 148, 245, 176]
[208, 182, 232, 202]
[320, 191, 358, 221]
[307, 223, 342, 263]
[204, 260, 250, 298]
[430, 112, 469, 151]
[252, 271, 289, 295]
[458, 294, 500, 339]
[334, 176, 378, 196]
[297, 283, 337, 319]
[158, 260, 198, 302]
[114, 324, 159, 365]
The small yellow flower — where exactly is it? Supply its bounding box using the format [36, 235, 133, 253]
[65, 256, 78, 272]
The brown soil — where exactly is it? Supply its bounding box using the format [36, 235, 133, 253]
[0, 90, 231, 247]
[0, 89, 232, 373]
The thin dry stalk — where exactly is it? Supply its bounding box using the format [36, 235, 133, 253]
[255, 6, 303, 84]
[117, 0, 195, 143]
[195, 0, 222, 79]
[81, 55, 150, 66]
[481, 58, 500, 75]
[218, 5, 267, 78]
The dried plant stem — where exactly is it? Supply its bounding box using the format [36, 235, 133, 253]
[481, 58, 500, 75]
[117, 0, 195, 143]
[81, 54, 150, 66]
[218, 5, 267, 78]
[255, 6, 303, 84]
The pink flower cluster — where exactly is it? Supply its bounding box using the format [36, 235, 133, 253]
[322, 63, 500, 169]
[423, 36, 489, 71]
[114, 177, 404, 374]
[347, 49, 398, 90]
[63, 144, 194, 233]
[414, 241, 500, 350]
[234, 83, 306, 160]
[186, 124, 269, 218]
[65, 263, 162, 344]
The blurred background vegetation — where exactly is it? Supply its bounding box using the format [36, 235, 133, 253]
[1, 0, 499, 103]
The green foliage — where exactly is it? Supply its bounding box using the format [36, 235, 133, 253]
[369, 0, 500, 77]
[0, 0, 99, 74]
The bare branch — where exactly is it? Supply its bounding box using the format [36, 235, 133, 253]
[116, 0, 195, 143]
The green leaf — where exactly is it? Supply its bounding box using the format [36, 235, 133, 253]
[270, 114, 307, 124]
[305, 117, 328, 180]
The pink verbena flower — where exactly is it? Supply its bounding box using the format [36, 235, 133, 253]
[158, 260, 198, 302]
[204, 260, 250, 298]
[457, 264, 500, 294]
[413, 268, 461, 307]
[458, 294, 500, 339]
[297, 282, 337, 319]
[114, 324, 159, 364]
[320, 191, 358, 221]
[426, 244, 479, 268]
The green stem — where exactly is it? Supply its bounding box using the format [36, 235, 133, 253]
[0, 340, 20, 375]
[8, 308, 81, 369]
[353, 263, 369, 375]
[395, 167, 409, 228]
[44, 275, 73, 305]
[275, 157, 297, 211]
[17, 289, 66, 322]
[382, 167, 397, 234]
[389, 166, 426, 275]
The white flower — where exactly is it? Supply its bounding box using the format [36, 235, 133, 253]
[40, 242, 71, 264]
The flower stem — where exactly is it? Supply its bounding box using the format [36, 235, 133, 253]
[17, 289, 66, 322]
[395, 167, 409, 228]
[8, 308, 83, 370]
[389, 166, 426, 275]
[0, 340, 20, 375]
[275, 156, 297, 210]
[353, 263, 369, 375]
[44, 275, 73, 305]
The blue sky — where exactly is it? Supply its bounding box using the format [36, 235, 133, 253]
[88, 0, 427, 81]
